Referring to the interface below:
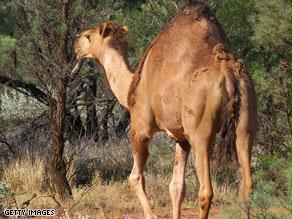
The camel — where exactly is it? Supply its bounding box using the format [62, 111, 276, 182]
[73, 2, 257, 219]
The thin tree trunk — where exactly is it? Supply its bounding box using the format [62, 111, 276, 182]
[84, 66, 98, 140]
[100, 101, 115, 143]
[100, 104, 109, 143]
[50, 78, 72, 203]
[49, 0, 72, 204]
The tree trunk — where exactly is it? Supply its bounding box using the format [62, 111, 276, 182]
[99, 101, 115, 143]
[49, 0, 72, 204]
[84, 67, 98, 140]
[100, 104, 109, 143]
[50, 78, 72, 203]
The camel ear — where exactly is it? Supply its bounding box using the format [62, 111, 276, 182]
[122, 25, 128, 33]
[98, 23, 113, 38]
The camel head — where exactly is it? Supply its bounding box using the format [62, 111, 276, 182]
[74, 22, 129, 62]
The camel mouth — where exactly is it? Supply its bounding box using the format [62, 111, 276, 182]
[74, 45, 88, 60]
[75, 52, 87, 60]
[74, 48, 83, 60]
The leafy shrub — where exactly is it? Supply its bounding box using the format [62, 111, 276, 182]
[250, 155, 291, 218]
[0, 181, 12, 214]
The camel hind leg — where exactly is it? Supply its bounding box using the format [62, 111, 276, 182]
[236, 128, 254, 219]
[189, 130, 215, 219]
[235, 77, 257, 219]
[183, 107, 218, 219]
[169, 140, 191, 219]
[181, 70, 223, 219]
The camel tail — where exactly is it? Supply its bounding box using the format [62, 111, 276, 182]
[218, 73, 241, 162]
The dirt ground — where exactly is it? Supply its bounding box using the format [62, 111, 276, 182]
[63, 206, 222, 219]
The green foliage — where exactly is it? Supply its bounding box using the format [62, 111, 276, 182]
[251, 0, 291, 60]
[207, 0, 256, 59]
[251, 156, 291, 217]
[1, 89, 45, 122]
[248, 2, 291, 153]
[0, 2, 14, 34]
[0, 181, 11, 197]
[0, 2, 16, 78]
[112, 0, 186, 66]
[0, 181, 12, 209]
[0, 35, 16, 71]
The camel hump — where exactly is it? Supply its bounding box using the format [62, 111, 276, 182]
[182, 2, 215, 21]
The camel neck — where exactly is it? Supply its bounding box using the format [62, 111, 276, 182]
[100, 48, 133, 109]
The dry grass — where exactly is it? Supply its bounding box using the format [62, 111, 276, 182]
[1, 159, 166, 218]
[1, 141, 290, 219]
[3, 158, 44, 194]
[0, 157, 228, 218]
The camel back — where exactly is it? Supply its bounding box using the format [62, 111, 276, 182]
[127, 2, 229, 107]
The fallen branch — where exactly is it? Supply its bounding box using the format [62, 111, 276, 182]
[20, 193, 37, 209]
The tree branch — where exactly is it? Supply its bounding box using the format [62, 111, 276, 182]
[0, 75, 53, 106]
[0, 130, 16, 156]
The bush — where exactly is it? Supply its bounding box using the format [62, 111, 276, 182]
[0, 181, 12, 211]
[250, 155, 291, 218]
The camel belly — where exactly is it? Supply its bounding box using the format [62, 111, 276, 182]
[156, 115, 185, 141]
[151, 94, 185, 140]
[165, 128, 185, 141]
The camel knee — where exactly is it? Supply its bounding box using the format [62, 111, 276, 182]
[130, 129, 151, 146]
[198, 190, 213, 210]
[130, 131, 151, 159]
[130, 130, 151, 169]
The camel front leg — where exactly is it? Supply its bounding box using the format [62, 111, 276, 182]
[169, 140, 191, 219]
[128, 129, 156, 219]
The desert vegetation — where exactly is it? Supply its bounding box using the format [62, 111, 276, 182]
[0, 0, 291, 218]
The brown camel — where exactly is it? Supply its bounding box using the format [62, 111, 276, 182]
[73, 2, 257, 219]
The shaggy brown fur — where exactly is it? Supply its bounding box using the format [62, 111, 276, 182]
[73, 2, 257, 219]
